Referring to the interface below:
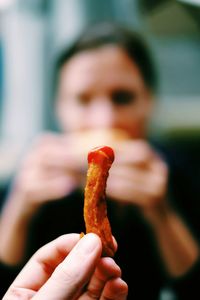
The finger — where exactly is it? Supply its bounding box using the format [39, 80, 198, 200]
[109, 164, 149, 183]
[110, 164, 166, 188]
[101, 277, 128, 300]
[40, 149, 85, 171]
[21, 169, 77, 202]
[24, 133, 86, 172]
[31, 132, 68, 148]
[31, 175, 78, 201]
[115, 140, 154, 166]
[33, 233, 102, 300]
[108, 172, 166, 207]
[149, 156, 168, 175]
[80, 257, 121, 299]
[5, 234, 80, 292]
[108, 165, 156, 200]
[25, 145, 85, 173]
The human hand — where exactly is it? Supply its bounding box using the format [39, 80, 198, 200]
[0, 133, 88, 265]
[9, 129, 130, 216]
[3, 233, 128, 300]
[10, 132, 86, 215]
[107, 140, 168, 213]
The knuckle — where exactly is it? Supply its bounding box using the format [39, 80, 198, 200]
[32, 132, 56, 148]
[5, 286, 34, 299]
[85, 286, 101, 299]
[53, 263, 81, 289]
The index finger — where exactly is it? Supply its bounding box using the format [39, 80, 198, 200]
[115, 140, 154, 166]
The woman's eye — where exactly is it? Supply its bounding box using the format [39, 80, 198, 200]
[112, 90, 136, 105]
[77, 93, 90, 105]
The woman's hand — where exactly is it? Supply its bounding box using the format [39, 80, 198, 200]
[3, 233, 128, 300]
[107, 140, 168, 213]
[107, 140, 199, 277]
[11, 133, 84, 214]
[0, 132, 86, 265]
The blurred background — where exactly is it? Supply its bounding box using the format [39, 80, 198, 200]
[0, 0, 200, 185]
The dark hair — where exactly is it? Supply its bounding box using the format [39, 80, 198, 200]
[55, 22, 157, 92]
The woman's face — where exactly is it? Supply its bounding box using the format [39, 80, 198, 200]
[56, 45, 153, 139]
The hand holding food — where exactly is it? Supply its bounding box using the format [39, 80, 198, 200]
[3, 234, 128, 300]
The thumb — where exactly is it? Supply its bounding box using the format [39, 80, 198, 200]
[33, 234, 102, 300]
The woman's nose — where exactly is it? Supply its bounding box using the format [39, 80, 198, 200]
[86, 98, 117, 129]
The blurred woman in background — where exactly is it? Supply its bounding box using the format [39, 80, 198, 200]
[0, 22, 199, 299]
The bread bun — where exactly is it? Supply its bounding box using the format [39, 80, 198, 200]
[68, 129, 130, 156]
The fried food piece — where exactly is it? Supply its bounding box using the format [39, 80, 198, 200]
[84, 146, 116, 257]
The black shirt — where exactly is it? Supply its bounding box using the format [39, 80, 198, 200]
[1, 140, 200, 299]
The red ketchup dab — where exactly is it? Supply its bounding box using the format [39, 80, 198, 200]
[88, 146, 115, 165]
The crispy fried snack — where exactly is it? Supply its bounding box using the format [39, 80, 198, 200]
[84, 146, 116, 257]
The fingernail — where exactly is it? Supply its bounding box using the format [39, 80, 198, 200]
[77, 233, 100, 254]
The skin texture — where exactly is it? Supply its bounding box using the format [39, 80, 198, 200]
[84, 146, 115, 257]
[57, 46, 153, 136]
[0, 45, 199, 278]
[3, 233, 128, 300]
